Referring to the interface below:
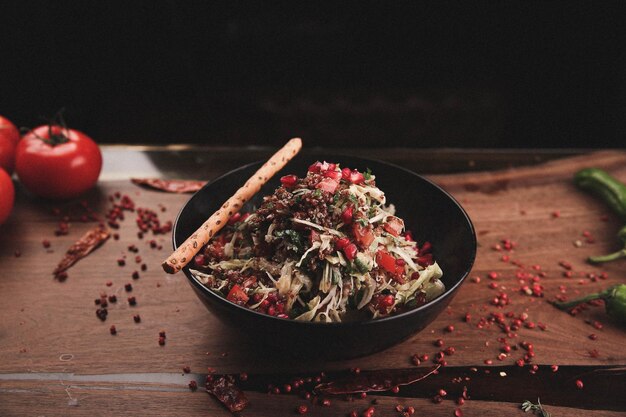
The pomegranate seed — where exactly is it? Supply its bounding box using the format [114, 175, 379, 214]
[432, 395, 443, 404]
[283, 384, 292, 393]
[109, 325, 117, 335]
[445, 325, 454, 332]
[188, 380, 198, 391]
[158, 336, 166, 346]
[438, 389, 447, 397]
[350, 170, 365, 184]
[456, 397, 465, 406]
[280, 174, 298, 188]
[296, 405, 308, 414]
[117, 258, 126, 266]
[108, 295, 117, 303]
[324, 170, 342, 181]
[183, 366, 191, 373]
[133, 314, 141, 323]
[128, 296, 137, 306]
[308, 161, 323, 172]
[132, 271, 140, 279]
[391, 386, 400, 393]
[435, 339, 444, 347]
[406, 406, 415, 415]
[551, 365, 559, 372]
[321, 398, 331, 407]
[444, 347, 456, 356]
[363, 406, 375, 417]
[575, 379, 584, 389]
[588, 333, 597, 340]
[454, 408, 463, 417]
[227, 212, 242, 225]
[125, 283, 133, 292]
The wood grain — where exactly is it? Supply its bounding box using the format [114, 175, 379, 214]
[1, 149, 625, 415]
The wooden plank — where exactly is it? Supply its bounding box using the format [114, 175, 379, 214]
[0, 379, 624, 417]
[1, 149, 625, 414]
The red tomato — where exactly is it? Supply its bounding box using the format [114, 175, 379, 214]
[0, 168, 15, 225]
[376, 249, 405, 280]
[352, 223, 375, 248]
[15, 124, 102, 199]
[226, 284, 249, 304]
[383, 216, 404, 237]
[0, 116, 20, 174]
[376, 250, 398, 273]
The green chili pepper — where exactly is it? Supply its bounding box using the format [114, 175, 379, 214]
[574, 168, 626, 221]
[588, 224, 626, 264]
[574, 168, 626, 263]
[552, 284, 626, 325]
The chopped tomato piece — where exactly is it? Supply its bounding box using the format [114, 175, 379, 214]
[341, 167, 352, 181]
[342, 243, 358, 260]
[226, 284, 249, 304]
[376, 250, 397, 273]
[352, 223, 375, 248]
[316, 178, 339, 193]
[335, 237, 350, 250]
[383, 216, 404, 237]
[376, 250, 405, 281]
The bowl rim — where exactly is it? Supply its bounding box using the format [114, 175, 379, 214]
[173, 154, 476, 328]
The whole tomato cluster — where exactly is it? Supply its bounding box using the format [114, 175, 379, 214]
[0, 114, 102, 226]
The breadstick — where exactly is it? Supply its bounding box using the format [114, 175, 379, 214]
[162, 138, 303, 274]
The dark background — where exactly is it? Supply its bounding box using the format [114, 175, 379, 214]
[1, 1, 624, 148]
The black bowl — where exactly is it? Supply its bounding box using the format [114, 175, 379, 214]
[173, 154, 476, 359]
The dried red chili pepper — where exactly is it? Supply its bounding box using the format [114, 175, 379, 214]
[131, 178, 206, 193]
[205, 374, 249, 412]
[314, 365, 439, 394]
[53, 226, 110, 277]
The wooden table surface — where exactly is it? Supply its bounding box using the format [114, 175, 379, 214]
[1, 146, 625, 417]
